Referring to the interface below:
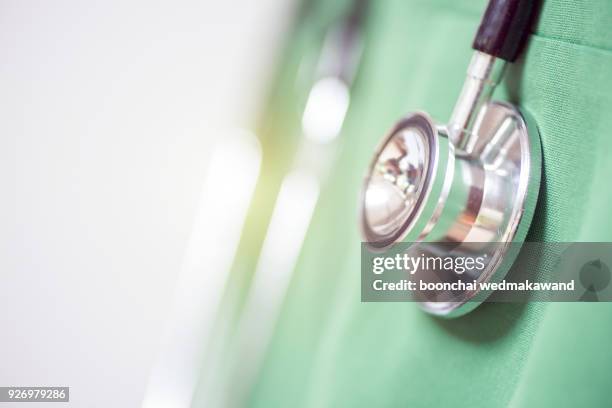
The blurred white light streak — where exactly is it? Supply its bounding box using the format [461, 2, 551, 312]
[216, 169, 319, 407]
[250, 169, 319, 311]
[302, 77, 350, 144]
[142, 129, 261, 408]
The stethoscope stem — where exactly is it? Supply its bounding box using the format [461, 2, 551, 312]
[450, 0, 538, 153]
[448, 51, 506, 153]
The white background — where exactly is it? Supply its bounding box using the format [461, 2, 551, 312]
[0, 0, 294, 406]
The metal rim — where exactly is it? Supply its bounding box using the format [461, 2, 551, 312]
[360, 112, 439, 251]
[420, 101, 542, 317]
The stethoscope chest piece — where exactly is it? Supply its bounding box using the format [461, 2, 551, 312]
[359, 0, 543, 316]
[360, 57, 541, 317]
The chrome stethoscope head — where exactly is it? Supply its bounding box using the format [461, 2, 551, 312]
[360, 0, 541, 317]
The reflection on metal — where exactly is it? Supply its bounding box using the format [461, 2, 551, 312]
[360, 51, 541, 317]
[448, 52, 506, 152]
[142, 130, 261, 408]
[362, 120, 434, 246]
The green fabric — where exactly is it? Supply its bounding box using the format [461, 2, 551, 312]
[203, 0, 612, 407]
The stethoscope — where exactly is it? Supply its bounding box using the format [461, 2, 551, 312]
[360, 0, 541, 316]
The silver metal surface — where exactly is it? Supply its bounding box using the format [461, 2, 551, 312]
[360, 51, 541, 317]
[449, 51, 506, 152]
[425, 101, 540, 316]
[361, 114, 440, 249]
